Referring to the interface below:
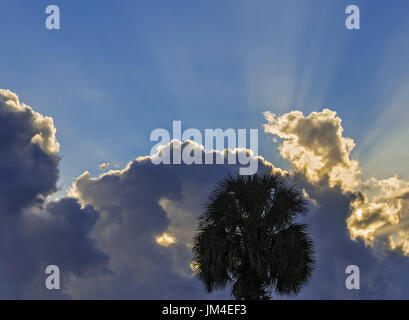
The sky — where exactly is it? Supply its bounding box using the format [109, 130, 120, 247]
[1, 0, 409, 299]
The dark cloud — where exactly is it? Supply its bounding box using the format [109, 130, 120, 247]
[0, 90, 59, 214]
[0, 90, 108, 299]
[296, 178, 409, 299]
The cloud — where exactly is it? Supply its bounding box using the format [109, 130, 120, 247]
[294, 179, 409, 299]
[264, 108, 409, 257]
[3, 87, 409, 299]
[65, 141, 278, 298]
[0, 89, 60, 155]
[99, 162, 110, 171]
[0, 90, 108, 298]
[264, 109, 360, 191]
[0, 89, 60, 214]
[15, 198, 109, 299]
[0, 92, 281, 299]
[348, 176, 409, 255]
[157, 197, 197, 248]
[68, 137, 409, 298]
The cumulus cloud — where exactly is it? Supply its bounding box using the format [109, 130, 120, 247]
[65, 141, 278, 298]
[0, 90, 108, 299]
[348, 176, 409, 255]
[3, 87, 409, 299]
[61, 109, 409, 299]
[264, 109, 360, 191]
[0, 89, 60, 155]
[68, 137, 409, 298]
[0, 89, 60, 214]
[264, 108, 409, 257]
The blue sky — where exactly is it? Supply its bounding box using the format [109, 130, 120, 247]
[1, 0, 409, 191]
[1, 0, 409, 299]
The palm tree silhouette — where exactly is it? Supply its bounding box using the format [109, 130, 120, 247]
[192, 172, 315, 300]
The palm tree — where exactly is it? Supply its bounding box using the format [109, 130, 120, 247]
[192, 172, 315, 300]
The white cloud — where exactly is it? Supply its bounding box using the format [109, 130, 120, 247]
[264, 108, 409, 256]
[264, 109, 360, 191]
